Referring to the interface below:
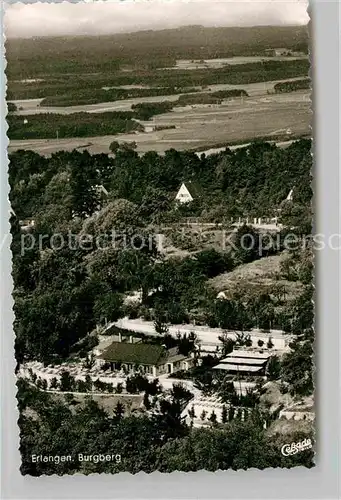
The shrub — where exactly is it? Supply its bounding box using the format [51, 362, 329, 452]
[115, 382, 123, 394]
[59, 371, 75, 392]
[267, 337, 274, 349]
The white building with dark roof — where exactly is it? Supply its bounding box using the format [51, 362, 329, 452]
[175, 181, 201, 204]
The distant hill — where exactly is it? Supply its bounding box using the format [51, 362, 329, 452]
[6, 25, 308, 78]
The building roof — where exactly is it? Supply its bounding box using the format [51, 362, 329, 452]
[100, 341, 166, 366]
[100, 341, 188, 366]
[220, 357, 267, 366]
[223, 350, 270, 360]
[183, 180, 203, 199]
[213, 363, 264, 372]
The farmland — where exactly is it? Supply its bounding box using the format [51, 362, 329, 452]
[8, 86, 310, 155]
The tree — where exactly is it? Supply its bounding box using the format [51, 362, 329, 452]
[69, 152, 100, 217]
[218, 379, 238, 404]
[146, 378, 160, 396]
[60, 371, 75, 392]
[8, 102, 17, 113]
[266, 355, 281, 380]
[281, 340, 313, 396]
[193, 371, 214, 395]
[221, 405, 228, 423]
[109, 141, 120, 154]
[114, 401, 125, 420]
[171, 383, 193, 404]
[120, 141, 137, 152]
[267, 337, 274, 349]
[177, 332, 198, 356]
[77, 379, 90, 393]
[194, 249, 232, 278]
[138, 186, 171, 221]
[83, 352, 96, 370]
[200, 410, 207, 421]
[50, 377, 59, 390]
[208, 411, 217, 424]
[218, 332, 234, 357]
[93, 292, 123, 325]
[244, 335, 253, 347]
[35, 378, 44, 390]
[143, 392, 151, 410]
[84, 374, 93, 392]
[126, 374, 149, 394]
[188, 406, 196, 420]
[115, 382, 123, 394]
[233, 225, 261, 264]
[154, 317, 169, 336]
[228, 406, 235, 421]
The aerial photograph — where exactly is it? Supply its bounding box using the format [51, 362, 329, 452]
[5, 0, 314, 475]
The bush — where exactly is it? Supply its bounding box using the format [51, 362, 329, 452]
[245, 336, 253, 347]
[126, 374, 149, 394]
[274, 78, 310, 93]
[267, 337, 274, 349]
[93, 379, 112, 392]
[132, 102, 174, 120]
[115, 382, 123, 394]
[71, 335, 99, 355]
[50, 377, 59, 390]
[123, 302, 140, 319]
[7, 102, 17, 113]
[59, 371, 75, 392]
[266, 355, 281, 380]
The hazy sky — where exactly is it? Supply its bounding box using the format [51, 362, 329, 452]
[5, 0, 309, 39]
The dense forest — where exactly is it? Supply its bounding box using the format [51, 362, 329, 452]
[17, 379, 314, 476]
[40, 88, 249, 109]
[11, 137, 313, 474]
[176, 89, 248, 106]
[6, 25, 309, 79]
[7, 59, 309, 101]
[10, 141, 313, 399]
[9, 140, 312, 221]
[40, 86, 197, 107]
[8, 111, 142, 140]
[274, 78, 310, 93]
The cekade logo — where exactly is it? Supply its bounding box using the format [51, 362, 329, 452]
[281, 438, 313, 457]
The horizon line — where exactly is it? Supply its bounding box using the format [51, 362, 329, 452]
[6, 23, 309, 41]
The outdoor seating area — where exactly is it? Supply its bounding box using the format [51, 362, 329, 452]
[19, 360, 130, 387]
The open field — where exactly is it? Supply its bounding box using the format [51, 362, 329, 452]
[11, 77, 308, 115]
[209, 253, 304, 301]
[9, 88, 310, 155]
[166, 56, 308, 70]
